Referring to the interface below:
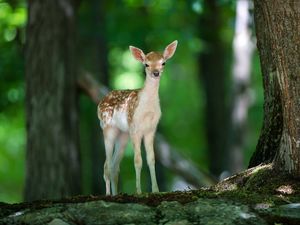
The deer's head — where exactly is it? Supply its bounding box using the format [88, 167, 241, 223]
[129, 40, 178, 79]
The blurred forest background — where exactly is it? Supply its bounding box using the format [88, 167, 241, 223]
[0, 0, 263, 203]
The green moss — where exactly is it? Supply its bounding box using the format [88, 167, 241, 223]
[208, 164, 300, 207]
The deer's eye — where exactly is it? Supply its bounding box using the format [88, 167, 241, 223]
[162, 62, 166, 66]
[145, 64, 149, 67]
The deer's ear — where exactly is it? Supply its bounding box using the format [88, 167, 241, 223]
[163, 40, 178, 60]
[129, 46, 145, 62]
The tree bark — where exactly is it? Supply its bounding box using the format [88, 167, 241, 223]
[251, 0, 300, 177]
[248, 1, 283, 167]
[198, 0, 231, 178]
[25, 0, 81, 201]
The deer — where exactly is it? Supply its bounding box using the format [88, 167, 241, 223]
[97, 40, 178, 195]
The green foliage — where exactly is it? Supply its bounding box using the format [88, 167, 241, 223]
[0, 0, 26, 42]
[0, 111, 25, 203]
[0, 0, 26, 203]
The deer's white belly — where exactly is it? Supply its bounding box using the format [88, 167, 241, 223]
[111, 110, 129, 132]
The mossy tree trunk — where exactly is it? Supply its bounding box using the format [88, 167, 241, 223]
[250, 0, 300, 177]
[25, 0, 81, 201]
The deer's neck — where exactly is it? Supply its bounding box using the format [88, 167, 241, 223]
[139, 76, 160, 100]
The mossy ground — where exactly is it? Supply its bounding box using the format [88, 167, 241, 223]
[212, 164, 300, 206]
[1, 163, 299, 219]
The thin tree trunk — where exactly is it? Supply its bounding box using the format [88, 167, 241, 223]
[89, 0, 109, 195]
[229, 0, 255, 173]
[198, 0, 231, 178]
[25, 0, 81, 201]
[77, 0, 109, 195]
[252, 0, 300, 177]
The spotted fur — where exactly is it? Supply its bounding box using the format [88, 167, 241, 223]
[98, 89, 140, 129]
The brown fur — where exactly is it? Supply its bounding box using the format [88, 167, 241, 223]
[146, 52, 164, 61]
[98, 89, 140, 125]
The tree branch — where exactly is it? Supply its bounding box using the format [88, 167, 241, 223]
[77, 70, 109, 103]
[155, 134, 216, 187]
[77, 71, 216, 187]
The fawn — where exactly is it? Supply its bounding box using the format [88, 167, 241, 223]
[97, 41, 178, 195]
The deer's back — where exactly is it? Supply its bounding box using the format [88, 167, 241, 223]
[98, 89, 140, 131]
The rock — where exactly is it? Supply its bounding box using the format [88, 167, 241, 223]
[257, 203, 300, 224]
[2, 198, 298, 225]
[1, 201, 156, 225]
[158, 201, 192, 225]
[184, 199, 265, 225]
[65, 201, 156, 225]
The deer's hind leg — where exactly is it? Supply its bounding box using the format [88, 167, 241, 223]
[111, 132, 129, 195]
[103, 126, 119, 195]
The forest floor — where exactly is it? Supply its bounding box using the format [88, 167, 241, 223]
[1, 164, 300, 224]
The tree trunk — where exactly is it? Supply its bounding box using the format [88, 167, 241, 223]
[90, 0, 109, 195]
[252, 0, 300, 176]
[248, 1, 283, 167]
[77, 0, 109, 195]
[198, 0, 231, 178]
[25, 0, 81, 201]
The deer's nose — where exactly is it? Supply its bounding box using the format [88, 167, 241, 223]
[153, 71, 160, 77]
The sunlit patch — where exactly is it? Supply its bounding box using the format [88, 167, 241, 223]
[276, 185, 294, 195]
[239, 212, 255, 219]
[192, 1, 203, 14]
[110, 48, 144, 90]
[114, 72, 143, 90]
[9, 210, 25, 217]
[217, 182, 238, 192]
[122, 50, 141, 71]
[254, 203, 272, 210]
[280, 203, 300, 209]
[0, 3, 27, 42]
[248, 164, 272, 176]
[4, 27, 16, 41]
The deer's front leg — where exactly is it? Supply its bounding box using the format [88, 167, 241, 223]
[144, 131, 159, 193]
[131, 133, 142, 194]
